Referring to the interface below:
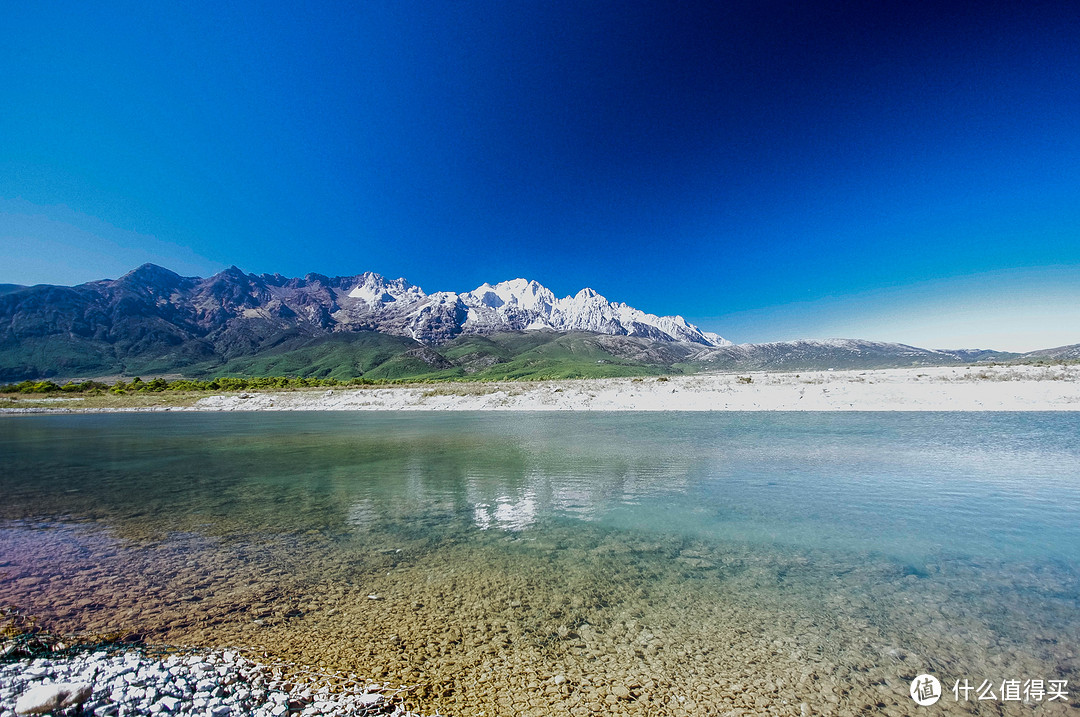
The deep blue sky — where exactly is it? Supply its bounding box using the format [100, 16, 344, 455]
[2, 0, 1078, 350]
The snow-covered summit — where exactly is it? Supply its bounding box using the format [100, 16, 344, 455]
[458, 278, 729, 347]
[335, 273, 729, 346]
[346, 273, 424, 306]
[464, 279, 556, 313]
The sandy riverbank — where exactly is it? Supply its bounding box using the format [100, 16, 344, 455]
[169, 364, 1080, 412]
[3, 364, 1079, 414]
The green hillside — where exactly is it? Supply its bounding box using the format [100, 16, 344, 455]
[0, 325, 688, 382]
[200, 331, 677, 382]
[459, 333, 672, 380]
[5, 325, 1030, 385]
[191, 333, 423, 380]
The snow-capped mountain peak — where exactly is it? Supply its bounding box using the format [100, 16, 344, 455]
[334, 272, 727, 346]
[702, 331, 728, 347]
[457, 279, 727, 346]
[346, 273, 425, 306]
[572, 287, 600, 301]
[466, 279, 556, 312]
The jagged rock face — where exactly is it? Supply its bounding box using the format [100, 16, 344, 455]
[318, 272, 727, 346]
[403, 345, 455, 369]
[0, 264, 730, 379]
[458, 280, 730, 346]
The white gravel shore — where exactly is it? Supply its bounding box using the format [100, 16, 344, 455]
[1, 648, 419, 717]
[156, 364, 1080, 412]
[3, 365, 1079, 414]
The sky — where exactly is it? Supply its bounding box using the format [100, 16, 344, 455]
[2, 0, 1078, 351]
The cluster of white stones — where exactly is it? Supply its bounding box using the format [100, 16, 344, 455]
[1, 649, 418, 716]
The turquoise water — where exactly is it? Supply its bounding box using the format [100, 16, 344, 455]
[2, 412, 1078, 715]
[4, 412, 1077, 560]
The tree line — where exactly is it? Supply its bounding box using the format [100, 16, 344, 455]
[0, 376, 382, 394]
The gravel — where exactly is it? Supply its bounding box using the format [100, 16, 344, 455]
[1, 648, 423, 716]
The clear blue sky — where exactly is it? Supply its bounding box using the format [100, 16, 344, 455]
[2, 1, 1078, 350]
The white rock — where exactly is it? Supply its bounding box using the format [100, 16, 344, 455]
[15, 682, 92, 715]
[356, 692, 383, 706]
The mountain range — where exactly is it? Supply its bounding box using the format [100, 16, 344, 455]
[0, 264, 1071, 382]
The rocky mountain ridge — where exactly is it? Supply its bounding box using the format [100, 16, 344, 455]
[336, 272, 730, 346]
[0, 264, 1066, 381]
[1, 263, 727, 345]
[0, 264, 727, 379]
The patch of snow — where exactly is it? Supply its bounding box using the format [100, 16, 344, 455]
[346, 273, 425, 305]
[457, 279, 727, 345]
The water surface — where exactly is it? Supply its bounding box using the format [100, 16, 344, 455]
[1, 412, 1078, 715]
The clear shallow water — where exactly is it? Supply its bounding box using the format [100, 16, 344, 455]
[1, 412, 1078, 715]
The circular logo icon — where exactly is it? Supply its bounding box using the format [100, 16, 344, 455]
[910, 674, 941, 706]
